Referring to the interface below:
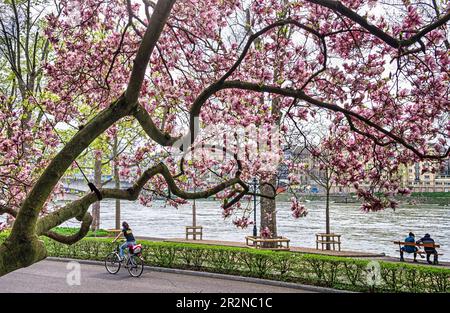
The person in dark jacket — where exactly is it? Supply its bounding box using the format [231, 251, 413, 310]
[416, 233, 438, 264]
[400, 232, 418, 262]
[112, 221, 136, 261]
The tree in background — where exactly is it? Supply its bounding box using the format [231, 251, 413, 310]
[285, 114, 340, 244]
[0, 0, 60, 226]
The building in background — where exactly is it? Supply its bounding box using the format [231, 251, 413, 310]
[283, 148, 450, 194]
[404, 159, 450, 192]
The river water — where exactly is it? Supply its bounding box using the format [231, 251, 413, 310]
[55, 199, 450, 261]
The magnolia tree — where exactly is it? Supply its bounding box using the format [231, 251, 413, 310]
[0, 0, 448, 276]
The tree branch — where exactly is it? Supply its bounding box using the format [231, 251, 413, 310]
[306, 0, 450, 49]
[132, 103, 180, 146]
[190, 80, 449, 160]
[36, 160, 243, 236]
[43, 212, 92, 245]
[125, 0, 176, 104]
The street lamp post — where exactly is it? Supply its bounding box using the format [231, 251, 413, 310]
[185, 183, 203, 241]
[253, 177, 257, 237]
[192, 198, 196, 239]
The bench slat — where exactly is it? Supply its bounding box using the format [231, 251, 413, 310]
[316, 240, 341, 244]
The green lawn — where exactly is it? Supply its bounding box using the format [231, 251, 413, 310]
[50, 227, 113, 237]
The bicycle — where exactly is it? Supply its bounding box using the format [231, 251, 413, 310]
[104, 242, 144, 277]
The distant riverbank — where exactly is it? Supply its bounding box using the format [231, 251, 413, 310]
[274, 192, 450, 206]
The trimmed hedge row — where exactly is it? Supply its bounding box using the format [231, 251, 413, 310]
[0, 233, 449, 292]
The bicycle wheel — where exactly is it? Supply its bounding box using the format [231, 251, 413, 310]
[127, 255, 144, 277]
[105, 252, 121, 274]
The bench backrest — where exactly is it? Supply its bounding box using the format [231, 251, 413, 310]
[393, 241, 440, 248]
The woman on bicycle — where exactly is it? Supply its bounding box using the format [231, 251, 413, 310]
[112, 221, 136, 261]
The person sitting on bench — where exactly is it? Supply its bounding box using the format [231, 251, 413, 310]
[416, 233, 438, 265]
[400, 232, 418, 262]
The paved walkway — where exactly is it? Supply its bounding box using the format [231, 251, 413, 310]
[365, 255, 450, 267]
[0, 259, 319, 293]
[137, 236, 386, 257]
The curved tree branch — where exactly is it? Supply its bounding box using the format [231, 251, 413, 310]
[344, 114, 395, 147]
[43, 212, 92, 245]
[186, 18, 326, 146]
[306, 0, 450, 49]
[125, 0, 176, 104]
[132, 102, 180, 146]
[36, 160, 243, 237]
[188, 79, 449, 160]
[218, 18, 324, 84]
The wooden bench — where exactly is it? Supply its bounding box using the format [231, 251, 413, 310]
[245, 236, 290, 251]
[185, 226, 203, 240]
[316, 233, 341, 251]
[106, 229, 122, 237]
[393, 241, 442, 265]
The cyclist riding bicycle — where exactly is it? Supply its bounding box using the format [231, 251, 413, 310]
[112, 221, 136, 261]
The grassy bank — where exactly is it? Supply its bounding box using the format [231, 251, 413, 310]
[406, 192, 450, 206]
[52, 227, 112, 237]
[410, 192, 449, 198]
[0, 231, 448, 292]
[274, 193, 359, 203]
[275, 192, 449, 206]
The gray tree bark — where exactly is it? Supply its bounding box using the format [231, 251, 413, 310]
[260, 177, 278, 239]
[259, 66, 281, 242]
[259, 95, 280, 244]
[113, 134, 121, 230]
[325, 170, 331, 250]
[91, 153, 102, 231]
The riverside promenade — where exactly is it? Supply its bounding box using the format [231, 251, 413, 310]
[134, 236, 450, 268]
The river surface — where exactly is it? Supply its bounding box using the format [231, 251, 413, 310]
[53, 199, 450, 261]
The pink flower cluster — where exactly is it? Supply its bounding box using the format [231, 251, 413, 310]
[260, 227, 272, 238]
[233, 217, 254, 229]
[290, 197, 308, 219]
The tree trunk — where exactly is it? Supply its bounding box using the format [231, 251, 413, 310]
[0, 236, 47, 277]
[113, 135, 121, 230]
[245, 7, 279, 244]
[260, 176, 277, 248]
[91, 153, 102, 231]
[326, 187, 330, 234]
[259, 82, 281, 244]
[325, 169, 331, 250]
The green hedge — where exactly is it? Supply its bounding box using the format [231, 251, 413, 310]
[0, 232, 449, 292]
